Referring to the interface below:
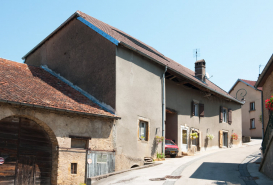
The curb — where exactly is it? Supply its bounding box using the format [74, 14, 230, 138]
[89, 162, 162, 183]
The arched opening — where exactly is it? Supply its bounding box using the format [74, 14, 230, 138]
[0, 116, 54, 185]
[130, 164, 139, 168]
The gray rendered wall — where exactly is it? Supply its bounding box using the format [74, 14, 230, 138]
[166, 79, 242, 153]
[115, 46, 164, 171]
[25, 18, 116, 109]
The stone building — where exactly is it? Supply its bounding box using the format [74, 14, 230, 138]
[255, 54, 273, 179]
[229, 79, 263, 139]
[22, 10, 243, 175]
[0, 58, 118, 185]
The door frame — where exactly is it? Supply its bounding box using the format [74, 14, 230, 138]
[181, 126, 189, 152]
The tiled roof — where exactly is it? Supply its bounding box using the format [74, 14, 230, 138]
[0, 58, 116, 118]
[77, 11, 240, 103]
[240, 79, 262, 91]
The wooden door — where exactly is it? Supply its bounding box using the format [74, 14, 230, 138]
[15, 155, 36, 185]
[0, 117, 52, 185]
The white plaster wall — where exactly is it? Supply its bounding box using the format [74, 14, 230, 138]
[115, 46, 164, 170]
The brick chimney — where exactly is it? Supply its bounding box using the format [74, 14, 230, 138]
[195, 59, 206, 82]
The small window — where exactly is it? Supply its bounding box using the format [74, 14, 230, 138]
[250, 102, 255, 111]
[223, 108, 228, 123]
[71, 138, 87, 149]
[250, 119, 255, 129]
[191, 131, 199, 146]
[71, 163, 77, 174]
[139, 120, 148, 141]
[194, 103, 199, 116]
[97, 154, 108, 163]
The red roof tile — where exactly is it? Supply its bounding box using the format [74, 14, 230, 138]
[77, 11, 239, 103]
[240, 79, 262, 90]
[0, 58, 116, 118]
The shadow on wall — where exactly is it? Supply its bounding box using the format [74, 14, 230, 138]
[190, 162, 243, 184]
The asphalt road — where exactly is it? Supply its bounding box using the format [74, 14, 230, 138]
[94, 142, 263, 185]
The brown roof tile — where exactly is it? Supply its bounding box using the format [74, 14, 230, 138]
[0, 58, 116, 118]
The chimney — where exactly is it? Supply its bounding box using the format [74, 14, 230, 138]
[195, 59, 206, 82]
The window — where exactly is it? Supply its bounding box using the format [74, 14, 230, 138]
[97, 154, 108, 163]
[71, 138, 87, 149]
[139, 120, 148, 141]
[220, 106, 232, 123]
[250, 119, 255, 129]
[192, 101, 204, 117]
[191, 130, 199, 146]
[250, 102, 255, 111]
[71, 163, 77, 174]
[194, 103, 199, 116]
[223, 108, 228, 123]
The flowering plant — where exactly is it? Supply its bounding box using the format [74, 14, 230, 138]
[231, 133, 238, 140]
[190, 132, 198, 139]
[206, 133, 214, 140]
[155, 136, 164, 144]
[265, 95, 273, 111]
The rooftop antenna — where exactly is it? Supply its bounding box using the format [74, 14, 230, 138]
[259, 64, 264, 75]
[193, 48, 200, 61]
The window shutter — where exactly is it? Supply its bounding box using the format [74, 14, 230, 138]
[219, 130, 223, 148]
[191, 101, 195, 116]
[220, 106, 223, 123]
[249, 102, 251, 111]
[228, 109, 232, 124]
[199, 104, 204, 117]
[198, 131, 202, 147]
[145, 123, 149, 141]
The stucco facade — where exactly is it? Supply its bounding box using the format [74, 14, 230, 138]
[0, 103, 115, 185]
[261, 71, 273, 128]
[229, 80, 263, 138]
[166, 80, 242, 154]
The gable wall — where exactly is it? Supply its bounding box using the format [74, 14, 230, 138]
[115, 46, 164, 170]
[166, 79, 242, 152]
[25, 18, 116, 109]
[229, 81, 262, 138]
[262, 71, 273, 129]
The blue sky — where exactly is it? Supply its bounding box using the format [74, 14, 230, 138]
[0, 0, 272, 92]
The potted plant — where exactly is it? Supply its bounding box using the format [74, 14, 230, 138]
[231, 133, 238, 140]
[190, 132, 198, 139]
[206, 133, 214, 140]
[265, 95, 273, 112]
[140, 136, 145, 141]
[155, 136, 164, 144]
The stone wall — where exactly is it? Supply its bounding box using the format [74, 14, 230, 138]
[0, 102, 115, 185]
[262, 71, 273, 130]
[260, 131, 273, 179]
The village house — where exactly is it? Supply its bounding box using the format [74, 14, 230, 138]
[229, 79, 263, 139]
[0, 58, 119, 185]
[255, 54, 273, 179]
[22, 9, 243, 171]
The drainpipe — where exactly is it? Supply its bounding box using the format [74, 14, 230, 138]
[162, 66, 167, 155]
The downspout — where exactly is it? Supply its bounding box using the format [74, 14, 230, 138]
[162, 66, 167, 155]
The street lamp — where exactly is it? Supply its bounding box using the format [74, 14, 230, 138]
[236, 88, 247, 104]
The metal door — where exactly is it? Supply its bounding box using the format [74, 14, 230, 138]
[181, 126, 189, 152]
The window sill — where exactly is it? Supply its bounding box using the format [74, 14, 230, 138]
[249, 109, 256, 112]
[139, 140, 148, 143]
[249, 128, 256, 130]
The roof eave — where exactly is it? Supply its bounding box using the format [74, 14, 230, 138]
[255, 54, 273, 88]
[0, 99, 120, 120]
[120, 42, 243, 105]
[22, 12, 80, 60]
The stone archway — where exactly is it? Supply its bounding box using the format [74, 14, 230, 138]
[0, 115, 58, 185]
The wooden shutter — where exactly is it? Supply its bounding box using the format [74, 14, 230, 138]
[228, 109, 232, 124]
[219, 130, 223, 148]
[220, 106, 223, 123]
[199, 104, 204, 117]
[145, 122, 149, 141]
[191, 101, 195, 116]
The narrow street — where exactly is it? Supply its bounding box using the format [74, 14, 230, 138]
[93, 140, 273, 185]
